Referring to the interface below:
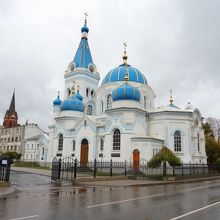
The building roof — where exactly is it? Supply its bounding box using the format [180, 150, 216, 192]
[102, 64, 147, 85]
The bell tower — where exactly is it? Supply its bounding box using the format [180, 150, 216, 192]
[3, 91, 18, 128]
[64, 14, 100, 114]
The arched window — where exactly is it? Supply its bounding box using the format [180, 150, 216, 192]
[174, 131, 181, 151]
[107, 94, 112, 109]
[67, 88, 71, 97]
[144, 96, 147, 110]
[101, 100, 104, 114]
[87, 105, 93, 115]
[72, 140, 75, 151]
[197, 134, 200, 151]
[86, 88, 89, 97]
[113, 129, 120, 151]
[100, 137, 104, 151]
[91, 90, 94, 99]
[58, 134, 63, 151]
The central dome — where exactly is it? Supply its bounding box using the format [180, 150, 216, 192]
[102, 64, 147, 85]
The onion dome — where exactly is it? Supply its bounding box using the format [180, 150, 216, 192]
[112, 82, 141, 101]
[75, 87, 83, 101]
[102, 64, 147, 85]
[53, 93, 62, 106]
[168, 90, 180, 109]
[81, 24, 89, 33]
[60, 95, 84, 112]
[102, 43, 147, 85]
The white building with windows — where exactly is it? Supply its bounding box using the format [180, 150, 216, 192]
[47, 19, 207, 166]
[23, 124, 49, 164]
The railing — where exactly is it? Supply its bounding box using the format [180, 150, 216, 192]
[51, 157, 220, 181]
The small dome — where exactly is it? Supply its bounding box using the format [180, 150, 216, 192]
[75, 90, 83, 101]
[81, 24, 89, 33]
[185, 102, 193, 110]
[112, 82, 141, 101]
[102, 64, 147, 85]
[53, 96, 62, 106]
[168, 103, 180, 109]
[60, 95, 84, 112]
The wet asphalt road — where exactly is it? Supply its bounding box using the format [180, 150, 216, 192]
[1, 171, 220, 220]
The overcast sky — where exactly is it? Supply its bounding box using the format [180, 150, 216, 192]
[0, 0, 220, 131]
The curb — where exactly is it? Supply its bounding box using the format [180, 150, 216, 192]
[76, 175, 220, 187]
[0, 187, 16, 198]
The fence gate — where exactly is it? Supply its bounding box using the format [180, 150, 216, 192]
[51, 157, 61, 181]
[51, 157, 76, 182]
[60, 157, 75, 181]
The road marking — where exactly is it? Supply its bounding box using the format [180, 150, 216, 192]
[8, 215, 39, 220]
[87, 193, 166, 208]
[87, 183, 220, 209]
[181, 184, 220, 192]
[170, 201, 220, 220]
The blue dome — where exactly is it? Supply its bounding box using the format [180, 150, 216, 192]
[102, 64, 147, 85]
[112, 82, 141, 101]
[75, 90, 83, 101]
[53, 96, 62, 106]
[81, 24, 89, 33]
[60, 95, 84, 112]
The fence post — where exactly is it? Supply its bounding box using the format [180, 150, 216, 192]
[93, 159, 97, 178]
[172, 166, 175, 176]
[110, 159, 113, 177]
[74, 159, 77, 179]
[202, 163, 204, 175]
[189, 162, 191, 175]
[57, 158, 61, 179]
[124, 160, 127, 176]
[181, 162, 184, 176]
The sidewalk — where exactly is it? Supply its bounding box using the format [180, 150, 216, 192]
[9, 166, 220, 188]
[0, 186, 16, 198]
[11, 166, 51, 176]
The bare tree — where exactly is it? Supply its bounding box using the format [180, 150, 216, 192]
[206, 117, 220, 142]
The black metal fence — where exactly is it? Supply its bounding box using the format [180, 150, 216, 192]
[51, 156, 220, 182]
[0, 156, 13, 182]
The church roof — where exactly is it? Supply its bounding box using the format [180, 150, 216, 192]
[8, 91, 15, 115]
[102, 64, 147, 85]
[73, 23, 93, 69]
[112, 82, 141, 101]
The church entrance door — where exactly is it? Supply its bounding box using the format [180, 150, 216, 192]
[80, 139, 89, 166]
[133, 150, 140, 170]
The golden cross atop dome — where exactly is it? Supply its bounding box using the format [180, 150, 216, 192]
[123, 42, 128, 64]
[169, 90, 173, 104]
[123, 42, 127, 53]
[84, 13, 88, 24]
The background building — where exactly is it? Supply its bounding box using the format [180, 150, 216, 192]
[0, 92, 48, 163]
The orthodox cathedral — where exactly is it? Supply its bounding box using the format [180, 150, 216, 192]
[47, 17, 207, 165]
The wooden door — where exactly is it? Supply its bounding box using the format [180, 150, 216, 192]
[133, 150, 140, 170]
[80, 139, 89, 166]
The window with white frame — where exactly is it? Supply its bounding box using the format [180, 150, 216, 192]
[100, 137, 104, 151]
[101, 100, 104, 114]
[87, 105, 93, 115]
[58, 134, 63, 151]
[197, 134, 200, 151]
[107, 94, 112, 109]
[113, 129, 120, 151]
[72, 140, 75, 151]
[174, 130, 181, 152]
[144, 96, 147, 110]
